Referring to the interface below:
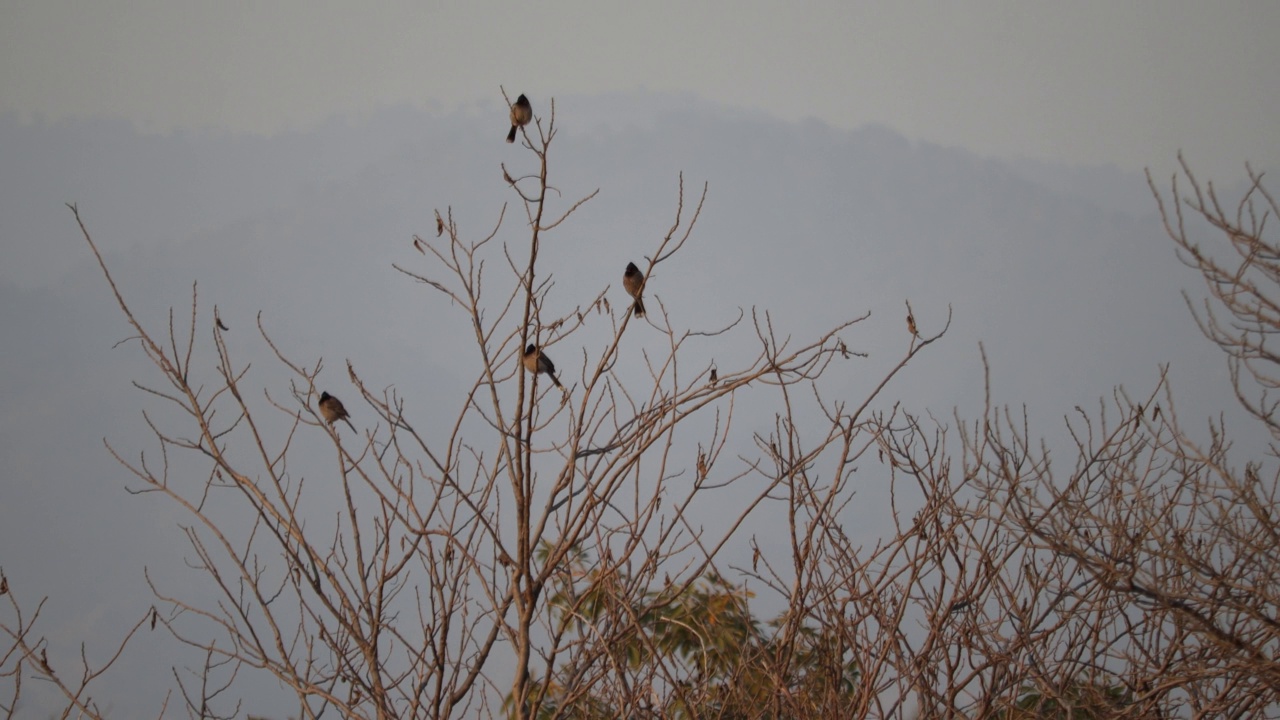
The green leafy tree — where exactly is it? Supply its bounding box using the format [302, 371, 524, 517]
[524, 549, 859, 719]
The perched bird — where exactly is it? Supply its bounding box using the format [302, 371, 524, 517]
[522, 344, 563, 388]
[906, 312, 919, 338]
[318, 391, 356, 432]
[507, 94, 532, 143]
[623, 262, 647, 318]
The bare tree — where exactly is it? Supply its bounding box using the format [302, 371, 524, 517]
[16, 97, 1274, 720]
[949, 160, 1280, 718]
[1, 96, 930, 719]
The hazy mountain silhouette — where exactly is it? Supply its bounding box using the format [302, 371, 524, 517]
[0, 93, 1245, 716]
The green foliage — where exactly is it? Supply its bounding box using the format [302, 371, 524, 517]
[513, 550, 859, 718]
[1000, 680, 1131, 719]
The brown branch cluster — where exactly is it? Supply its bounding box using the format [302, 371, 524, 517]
[7, 113, 1279, 720]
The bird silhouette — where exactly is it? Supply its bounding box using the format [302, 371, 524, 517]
[507, 94, 531, 143]
[522, 344, 563, 388]
[623, 262, 647, 318]
[318, 391, 356, 433]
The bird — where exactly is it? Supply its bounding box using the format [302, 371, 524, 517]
[507, 94, 532, 143]
[906, 311, 919, 338]
[623, 262, 647, 318]
[522, 344, 563, 388]
[318, 391, 356, 432]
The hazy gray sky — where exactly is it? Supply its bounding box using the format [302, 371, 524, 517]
[3, 0, 1277, 177]
[3, 2, 1277, 715]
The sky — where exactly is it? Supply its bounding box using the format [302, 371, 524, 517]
[2, 1, 1277, 179]
[2, 2, 1278, 717]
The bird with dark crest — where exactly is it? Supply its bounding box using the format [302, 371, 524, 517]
[623, 262, 647, 319]
[522, 344, 563, 388]
[318, 391, 356, 433]
[507, 94, 531, 143]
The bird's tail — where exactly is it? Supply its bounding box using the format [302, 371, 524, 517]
[550, 374, 563, 389]
[632, 297, 646, 319]
[507, 125, 518, 143]
[342, 418, 357, 433]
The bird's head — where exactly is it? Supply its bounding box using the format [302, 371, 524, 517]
[524, 344, 537, 355]
[320, 391, 332, 402]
